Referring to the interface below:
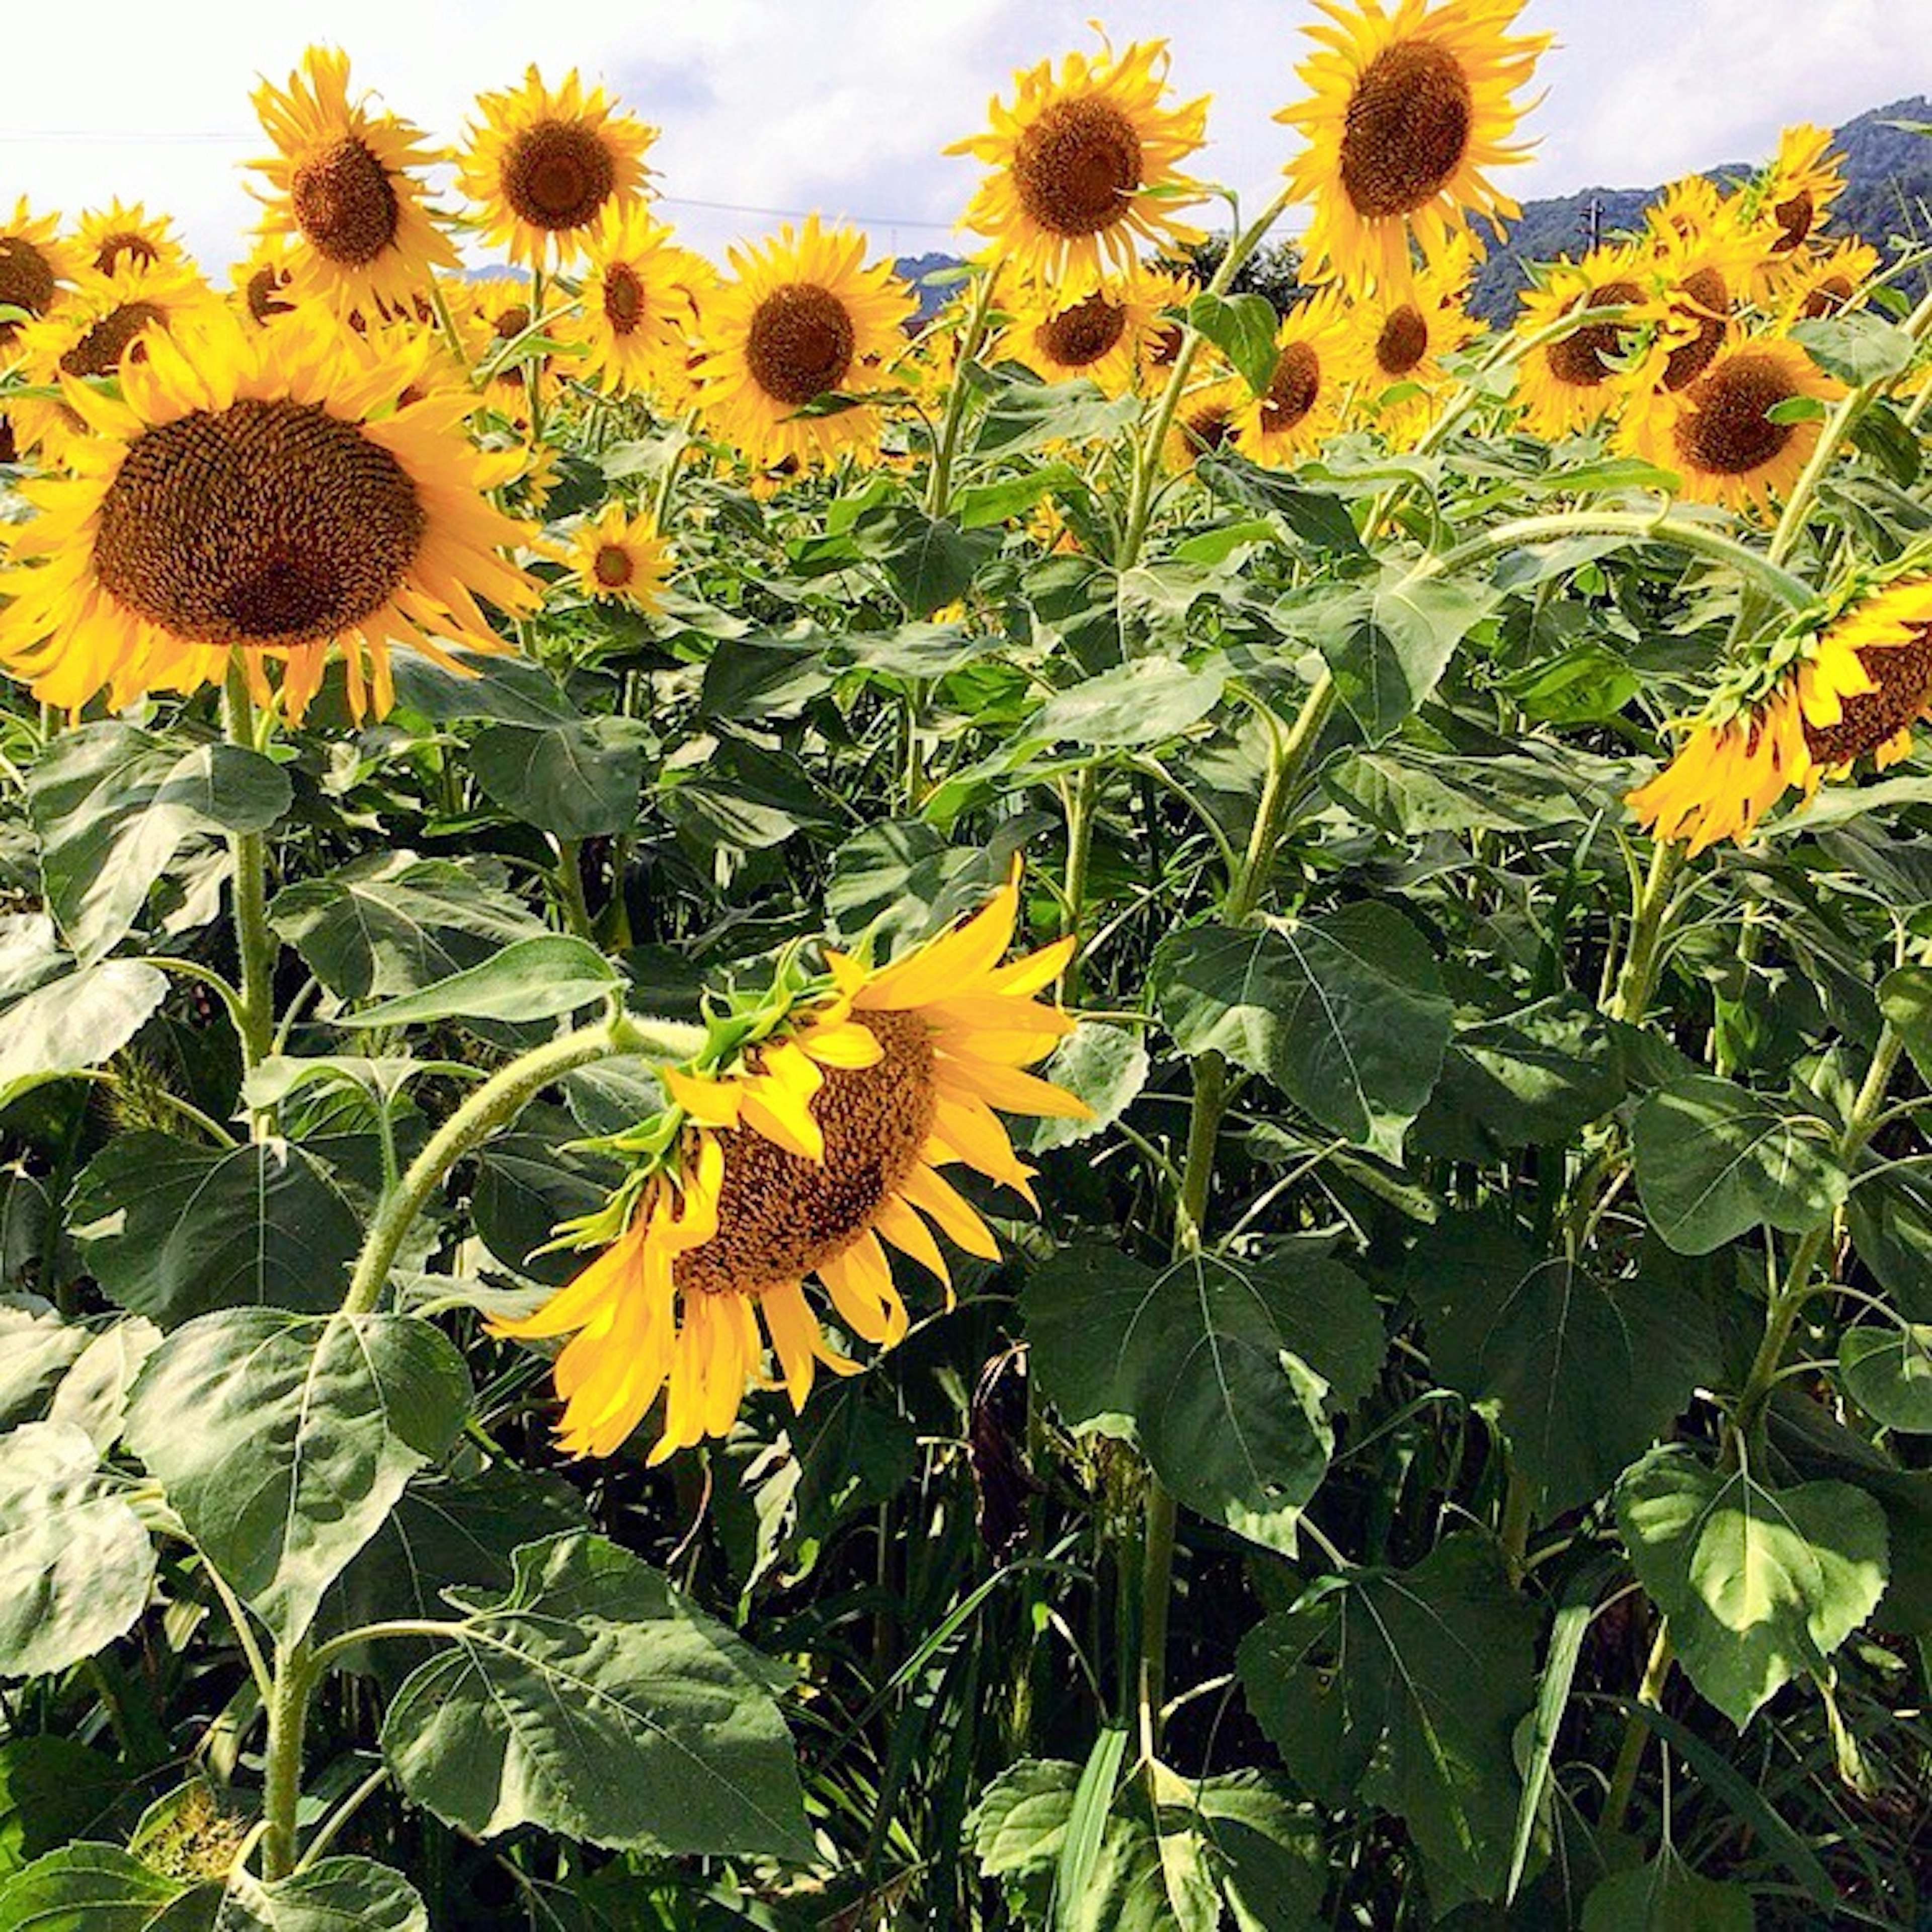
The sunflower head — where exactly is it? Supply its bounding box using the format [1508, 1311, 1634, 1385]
[229, 240, 301, 327]
[495, 870, 1090, 1459]
[1232, 285, 1357, 464]
[1748, 123, 1846, 261]
[1164, 373, 1246, 471]
[1781, 237, 1880, 325]
[566, 501, 670, 610]
[1000, 270, 1168, 393]
[1356, 238, 1480, 432]
[948, 36, 1209, 290]
[459, 65, 657, 269]
[75, 201, 185, 279]
[0, 307, 536, 721]
[560, 205, 710, 401]
[1279, 0, 1550, 296]
[0, 200, 76, 358]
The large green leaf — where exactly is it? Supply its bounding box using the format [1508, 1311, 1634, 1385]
[1839, 1324, 1932, 1431]
[1238, 1536, 1537, 1899]
[1581, 1851, 1755, 1931]
[1306, 569, 1495, 744]
[1632, 1077, 1847, 1255]
[0, 1421, 154, 1677]
[0, 1738, 129, 1878]
[1616, 1446, 1888, 1726]
[1189, 290, 1280, 394]
[0, 962, 168, 1113]
[70, 1135, 362, 1326]
[1023, 1243, 1380, 1553]
[380, 1533, 814, 1860]
[971, 371, 1139, 457]
[469, 717, 652, 841]
[1154, 906, 1452, 1158]
[851, 505, 998, 616]
[1411, 1215, 1716, 1510]
[1030, 660, 1226, 750]
[123, 1311, 470, 1644]
[28, 725, 290, 962]
[339, 935, 618, 1028]
[0, 1306, 87, 1426]
[1415, 996, 1624, 1159]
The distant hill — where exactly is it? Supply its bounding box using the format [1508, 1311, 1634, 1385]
[894, 252, 964, 323]
[1468, 96, 1932, 323]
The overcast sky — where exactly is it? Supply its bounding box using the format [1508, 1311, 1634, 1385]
[2, 0, 1925, 272]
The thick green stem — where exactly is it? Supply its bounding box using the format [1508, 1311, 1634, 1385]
[338, 1014, 705, 1317]
[553, 840, 595, 939]
[1601, 1622, 1674, 1836]
[222, 662, 277, 1130]
[1611, 841, 1687, 1024]
[923, 265, 1000, 518]
[259, 1639, 315, 1881]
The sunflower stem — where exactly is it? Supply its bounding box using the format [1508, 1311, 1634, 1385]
[221, 660, 278, 1135]
[259, 1637, 316, 1881]
[1609, 839, 1687, 1024]
[652, 409, 699, 531]
[924, 263, 1000, 519]
[1600, 1620, 1674, 1838]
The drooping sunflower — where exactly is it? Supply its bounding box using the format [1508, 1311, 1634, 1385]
[948, 37, 1209, 291]
[559, 206, 707, 399]
[1780, 237, 1880, 325]
[0, 307, 535, 721]
[1232, 287, 1357, 465]
[1000, 272, 1169, 393]
[74, 201, 186, 279]
[496, 873, 1089, 1458]
[459, 66, 656, 270]
[692, 217, 915, 470]
[1163, 373, 1247, 471]
[1510, 245, 1651, 439]
[1619, 333, 1838, 517]
[1746, 123, 1846, 266]
[1280, 0, 1550, 296]
[566, 502, 669, 610]
[1629, 577, 1932, 852]
[249, 45, 459, 317]
[0, 201, 76, 362]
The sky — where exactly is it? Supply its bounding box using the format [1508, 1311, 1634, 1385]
[1, 0, 1926, 273]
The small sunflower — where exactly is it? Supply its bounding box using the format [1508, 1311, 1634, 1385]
[1747, 123, 1846, 264]
[560, 206, 706, 399]
[0, 201, 76, 361]
[229, 240, 300, 327]
[0, 307, 535, 721]
[1233, 287, 1356, 465]
[1637, 178, 1769, 392]
[567, 502, 669, 610]
[1510, 246, 1651, 439]
[1355, 240, 1480, 433]
[75, 202, 186, 279]
[496, 872, 1089, 1459]
[250, 45, 459, 317]
[693, 216, 914, 471]
[1164, 373, 1246, 471]
[459, 66, 656, 270]
[1620, 333, 1838, 517]
[1630, 577, 1932, 852]
[1781, 237, 1880, 325]
[1000, 272, 1168, 393]
[1136, 265, 1202, 380]
[1280, 0, 1550, 296]
[948, 37, 1209, 291]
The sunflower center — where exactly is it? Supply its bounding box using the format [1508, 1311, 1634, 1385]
[1011, 96, 1144, 237]
[291, 136, 400, 267]
[1182, 401, 1235, 455]
[1338, 38, 1473, 219]
[1260, 341, 1322, 433]
[1148, 318, 1184, 367]
[93, 397, 428, 647]
[93, 231, 158, 276]
[1802, 275, 1854, 320]
[1662, 267, 1730, 391]
[1802, 631, 1932, 767]
[603, 262, 646, 334]
[0, 237, 55, 344]
[675, 1010, 939, 1299]
[1672, 351, 1797, 477]
[0, 414, 16, 467]
[493, 303, 530, 340]
[1037, 291, 1127, 367]
[745, 282, 856, 406]
[1545, 279, 1639, 389]
[504, 120, 616, 232]
[246, 267, 295, 325]
[60, 301, 164, 379]
[1375, 303, 1430, 377]
[592, 543, 634, 588]
[1773, 189, 1815, 253]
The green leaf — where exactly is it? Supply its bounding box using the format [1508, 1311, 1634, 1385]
[124, 1311, 470, 1644]
[267, 853, 546, 1002]
[1024, 1243, 1372, 1553]
[1307, 569, 1496, 744]
[390, 653, 579, 726]
[340, 935, 618, 1028]
[0, 1738, 129, 1877]
[1030, 659, 1226, 750]
[471, 1117, 621, 1285]
[221, 1858, 428, 1931]
[0, 1842, 191, 1930]
[1632, 1077, 1847, 1255]
[0, 1421, 155, 1677]
[1239, 1536, 1537, 1899]
[1189, 291, 1280, 395]
[1791, 313, 1916, 386]
[1878, 964, 1932, 1084]
[971, 371, 1140, 456]
[1154, 906, 1452, 1158]
[0, 962, 168, 1113]
[1581, 1849, 1756, 1930]
[0, 1306, 87, 1425]
[851, 505, 998, 616]
[380, 1533, 813, 1859]
[1416, 996, 1624, 1159]
[1616, 1446, 1888, 1726]
[1017, 1023, 1149, 1153]
[46, 1317, 162, 1453]
[28, 725, 290, 962]
[1193, 456, 1363, 555]
[70, 1135, 362, 1326]
[469, 717, 652, 841]
[1839, 1324, 1932, 1431]
[1411, 1215, 1716, 1510]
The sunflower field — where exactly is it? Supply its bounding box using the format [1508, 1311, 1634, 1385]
[2, 6, 1932, 1927]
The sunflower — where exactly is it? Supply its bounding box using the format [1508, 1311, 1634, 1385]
[496, 872, 1089, 1458]
[0, 201, 76, 361]
[1136, 265, 1201, 380]
[567, 502, 669, 610]
[1280, 0, 1550, 296]
[692, 216, 914, 470]
[559, 206, 706, 399]
[1355, 239, 1480, 433]
[1000, 272, 1168, 393]
[0, 307, 535, 721]
[1637, 178, 1769, 391]
[1746, 124, 1845, 265]
[459, 66, 656, 270]
[1620, 333, 1838, 517]
[948, 37, 1209, 291]
[229, 240, 300, 327]
[249, 45, 458, 317]
[1629, 577, 1932, 852]
[1232, 287, 1356, 464]
[1164, 373, 1246, 471]
[1780, 238, 1880, 325]
[1510, 246, 1651, 439]
[74, 202, 186, 279]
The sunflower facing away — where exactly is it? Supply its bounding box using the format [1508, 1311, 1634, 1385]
[250, 45, 459, 316]
[1163, 373, 1246, 471]
[0, 308, 535, 720]
[75, 201, 186, 279]
[560, 206, 708, 399]
[949, 37, 1209, 291]
[1280, 0, 1550, 296]
[459, 66, 656, 269]
[230, 240, 300, 327]
[1232, 286, 1358, 464]
[693, 217, 915, 471]
[567, 501, 669, 610]
[1629, 578, 1932, 853]
[1748, 123, 1846, 265]
[1780, 237, 1880, 325]
[0, 201, 75, 360]
[496, 873, 1089, 1458]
